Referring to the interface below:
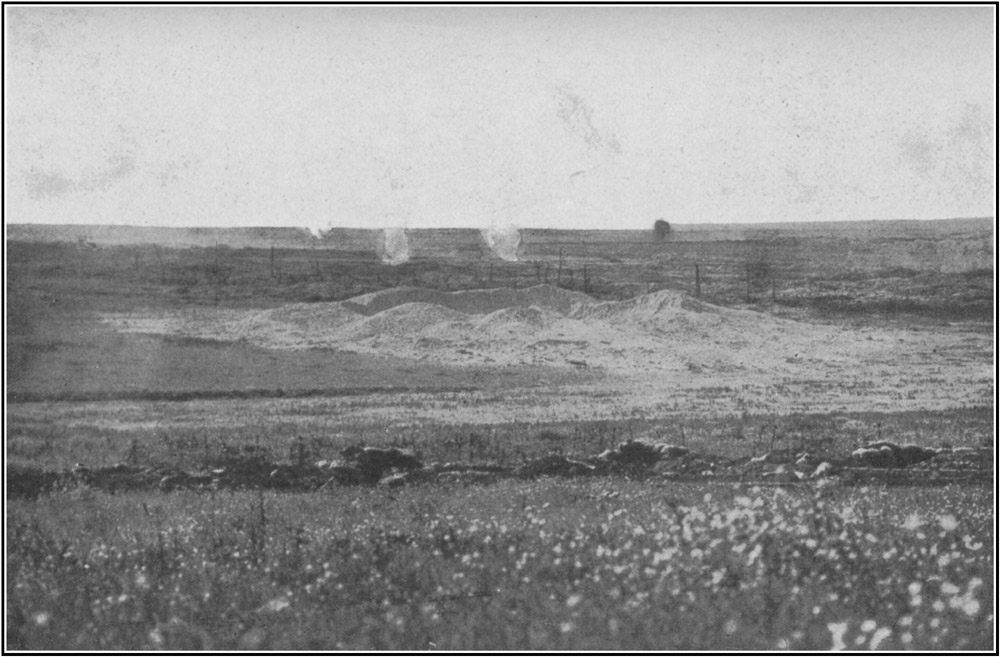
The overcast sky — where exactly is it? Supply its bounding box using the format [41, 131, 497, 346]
[4, 6, 996, 231]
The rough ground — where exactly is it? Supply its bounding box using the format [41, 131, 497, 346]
[8, 438, 992, 500]
[102, 284, 993, 418]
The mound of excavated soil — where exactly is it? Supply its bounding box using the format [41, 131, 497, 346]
[339, 302, 471, 342]
[245, 284, 739, 369]
[102, 284, 993, 416]
[342, 285, 588, 317]
[106, 285, 738, 369]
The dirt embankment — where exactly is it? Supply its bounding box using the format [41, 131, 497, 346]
[101, 284, 993, 416]
[8, 439, 992, 499]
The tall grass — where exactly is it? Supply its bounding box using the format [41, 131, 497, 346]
[7, 481, 993, 650]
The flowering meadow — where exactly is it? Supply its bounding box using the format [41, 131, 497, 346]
[7, 479, 993, 651]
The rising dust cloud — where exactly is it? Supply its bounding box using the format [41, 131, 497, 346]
[482, 225, 521, 261]
[306, 225, 328, 240]
[379, 227, 411, 265]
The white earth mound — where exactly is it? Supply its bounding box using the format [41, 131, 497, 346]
[132, 284, 857, 376]
[102, 284, 992, 416]
[99, 285, 996, 422]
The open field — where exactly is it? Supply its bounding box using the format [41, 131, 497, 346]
[7, 482, 993, 650]
[5, 220, 995, 650]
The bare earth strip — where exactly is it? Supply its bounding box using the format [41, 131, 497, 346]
[19, 284, 986, 432]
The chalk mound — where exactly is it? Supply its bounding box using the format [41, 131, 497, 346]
[337, 284, 711, 324]
[475, 305, 552, 330]
[338, 302, 471, 341]
[107, 284, 826, 372]
[263, 303, 359, 328]
[344, 284, 591, 317]
[282, 285, 742, 367]
[573, 289, 714, 322]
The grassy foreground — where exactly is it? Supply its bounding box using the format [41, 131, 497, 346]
[7, 479, 993, 651]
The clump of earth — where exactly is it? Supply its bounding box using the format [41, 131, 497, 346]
[8, 439, 991, 499]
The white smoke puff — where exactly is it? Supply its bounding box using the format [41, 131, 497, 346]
[379, 227, 410, 265]
[305, 223, 331, 240]
[482, 224, 521, 261]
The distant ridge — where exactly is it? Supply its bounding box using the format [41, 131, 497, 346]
[5, 217, 992, 249]
[523, 217, 993, 243]
[4, 224, 378, 250]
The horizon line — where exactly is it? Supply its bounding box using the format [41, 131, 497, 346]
[5, 216, 994, 232]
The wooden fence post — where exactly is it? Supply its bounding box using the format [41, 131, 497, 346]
[695, 263, 701, 297]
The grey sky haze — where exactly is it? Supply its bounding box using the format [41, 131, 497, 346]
[4, 5, 996, 231]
